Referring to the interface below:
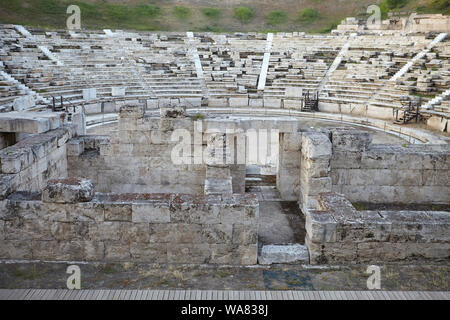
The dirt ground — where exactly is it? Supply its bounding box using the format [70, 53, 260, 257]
[0, 261, 448, 291]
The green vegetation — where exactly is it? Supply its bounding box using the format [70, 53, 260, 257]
[418, 0, 450, 14]
[191, 113, 206, 121]
[13, 266, 42, 280]
[267, 10, 288, 25]
[233, 6, 254, 24]
[100, 264, 117, 274]
[352, 202, 370, 211]
[315, 19, 340, 33]
[0, 0, 447, 33]
[173, 6, 191, 20]
[201, 7, 221, 19]
[297, 8, 320, 24]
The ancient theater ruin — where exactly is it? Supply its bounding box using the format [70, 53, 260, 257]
[0, 13, 449, 266]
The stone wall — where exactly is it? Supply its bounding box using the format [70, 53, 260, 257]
[329, 128, 450, 204]
[0, 178, 258, 265]
[305, 192, 450, 264]
[0, 125, 74, 200]
[68, 105, 206, 194]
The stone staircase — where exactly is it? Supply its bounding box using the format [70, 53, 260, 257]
[390, 32, 448, 82]
[422, 89, 450, 110]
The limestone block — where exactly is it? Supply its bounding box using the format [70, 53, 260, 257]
[0, 112, 63, 134]
[185, 98, 202, 108]
[130, 243, 167, 263]
[285, 87, 303, 98]
[4, 219, 53, 241]
[229, 97, 249, 107]
[249, 99, 263, 107]
[331, 129, 372, 152]
[232, 224, 258, 245]
[67, 138, 84, 156]
[13, 95, 35, 111]
[208, 98, 228, 107]
[201, 224, 233, 244]
[305, 210, 337, 243]
[167, 243, 211, 264]
[302, 158, 330, 178]
[84, 103, 102, 114]
[282, 133, 302, 151]
[283, 99, 302, 110]
[360, 151, 396, 169]
[132, 203, 171, 223]
[331, 151, 361, 169]
[119, 104, 144, 119]
[149, 223, 201, 243]
[0, 240, 32, 260]
[104, 203, 132, 222]
[280, 150, 300, 168]
[0, 148, 33, 174]
[42, 178, 94, 203]
[147, 99, 159, 110]
[111, 87, 126, 97]
[210, 244, 258, 265]
[301, 132, 332, 160]
[104, 241, 131, 261]
[160, 105, 186, 118]
[82, 88, 97, 101]
[381, 210, 450, 243]
[263, 97, 281, 108]
[258, 244, 309, 265]
[32, 240, 85, 261]
[81, 88, 97, 104]
[301, 177, 332, 196]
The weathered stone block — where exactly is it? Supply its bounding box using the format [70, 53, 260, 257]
[42, 178, 94, 204]
[119, 104, 144, 119]
[104, 203, 132, 222]
[305, 210, 337, 243]
[331, 129, 372, 152]
[132, 203, 171, 223]
[301, 132, 332, 160]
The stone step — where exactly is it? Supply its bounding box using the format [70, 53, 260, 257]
[258, 244, 309, 265]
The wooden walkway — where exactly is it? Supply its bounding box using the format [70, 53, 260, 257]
[0, 289, 448, 300]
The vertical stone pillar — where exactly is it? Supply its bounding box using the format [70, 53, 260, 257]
[72, 111, 86, 136]
[300, 132, 332, 211]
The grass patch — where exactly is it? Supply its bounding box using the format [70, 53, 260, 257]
[410, 91, 436, 99]
[173, 6, 191, 20]
[191, 113, 206, 121]
[233, 6, 254, 24]
[315, 19, 340, 33]
[267, 10, 288, 25]
[297, 8, 320, 24]
[214, 270, 231, 278]
[352, 202, 370, 211]
[100, 264, 117, 274]
[13, 266, 42, 280]
[201, 7, 222, 19]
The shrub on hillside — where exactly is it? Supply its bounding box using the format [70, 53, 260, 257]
[297, 8, 319, 23]
[233, 7, 254, 23]
[202, 7, 222, 19]
[267, 10, 287, 25]
[173, 6, 191, 20]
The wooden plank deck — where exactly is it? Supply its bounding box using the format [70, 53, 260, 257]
[0, 290, 448, 300]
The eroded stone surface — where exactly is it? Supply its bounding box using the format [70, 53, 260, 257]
[42, 178, 95, 203]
